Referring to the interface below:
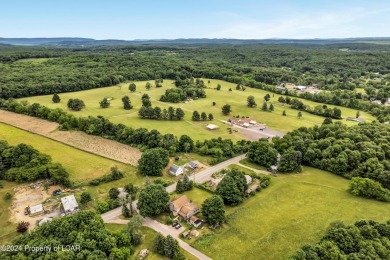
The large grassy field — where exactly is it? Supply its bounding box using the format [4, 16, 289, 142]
[192, 167, 390, 260]
[19, 79, 374, 141]
[0, 123, 137, 184]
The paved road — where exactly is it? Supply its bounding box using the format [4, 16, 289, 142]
[101, 154, 245, 259]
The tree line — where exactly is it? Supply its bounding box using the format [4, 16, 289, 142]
[0, 99, 250, 160]
[290, 219, 390, 259]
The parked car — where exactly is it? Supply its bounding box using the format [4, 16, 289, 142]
[175, 224, 182, 229]
[52, 189, 62, 196]
[172, 222, 179, 227]
[24, 207, 29, 215]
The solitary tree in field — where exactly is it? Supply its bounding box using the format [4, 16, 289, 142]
[129, 83, 136, 92]
[282, 110, 287, 116]
[212, 102, 216, 106]
[247, 96, 257, 107]
[222, 104, 231, 115]
[52, 93, 61, 103]
[262, 102, 268, 111]
[145, 82, 152, 90]
[100, 98, 110, 108]
[208, 113, 214, 121]
[216, 84, 221, 91]
[264, 94, 271, 102]
[356, 111, 360, 118]
[229, 88, 232, 91]
[67, 98, 85, 111]
[269, 103, 274, 111]
[297, 111, 302, 119]
[236, 84, 241, 90]
[122, 96, 133, 110]
[278, 96, 286, 104]
[201, 112, 207, 121]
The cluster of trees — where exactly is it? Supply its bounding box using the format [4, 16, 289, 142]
[215, 169, 248, 205]
[192, 111, 213, 121]
[201, 195, 226, 226]
[350, 177, 390, 202]
[286, 98, 343, 119]
[176, 174, 194, 193]
[290, 220, 390, 259]
[267, 122, 390, 200]
[89, 166, 124, 186]
[139, 105, 185, 120]
[0, 141, 71, 186]
[160, 86, 206, 103]
[67, 98, 85, 111]
[153, 234, 185, 260]
[138, 148, 169, 176]
[0, 211, 133, 259]
[137, 184, 169, 217]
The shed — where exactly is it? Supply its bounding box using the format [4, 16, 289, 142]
[188, 161, 198, 169]
[206, 124, 219, 130]
[190, 230, 200, 237]
[61, 195, 79, 214]
[182, 231, 190, 238]
[169, 164, 184, 176]
[30, 204, 44, 217]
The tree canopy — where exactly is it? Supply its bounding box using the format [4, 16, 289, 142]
[137, 184, 169, 217]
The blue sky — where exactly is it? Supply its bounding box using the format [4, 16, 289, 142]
[0, 0, 389, 39]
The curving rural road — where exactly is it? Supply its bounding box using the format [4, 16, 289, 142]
[101, 154, 246, 259]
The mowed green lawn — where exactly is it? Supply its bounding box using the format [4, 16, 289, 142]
[192, 167, 390, 260]
[0, 123, 137, 184]
[19, 79, 374, 140]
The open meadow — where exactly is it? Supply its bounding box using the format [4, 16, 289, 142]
[191, 167, 390, 260]
[19, 79, 374, 141]
[0, 123, 136, 184]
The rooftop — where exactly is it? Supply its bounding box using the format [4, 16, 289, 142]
[61, 195, 79, 212]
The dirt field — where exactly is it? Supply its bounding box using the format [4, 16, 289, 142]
[0, 110, 141, 166]
[11, 184, 62, 228]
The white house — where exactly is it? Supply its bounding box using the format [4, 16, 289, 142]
[169, 164, 184, 176]
[61, 195, 79, 215]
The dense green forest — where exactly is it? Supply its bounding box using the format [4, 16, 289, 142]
[0, 140, 70, 186]
[1, 44, 389, 121]
[0, 211, 134, 259]
[290, 220, 390, 259]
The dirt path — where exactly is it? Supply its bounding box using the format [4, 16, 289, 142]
[0, 110, 141, 166]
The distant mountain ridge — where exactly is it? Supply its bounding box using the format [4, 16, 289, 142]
[1, 37, 390, 46]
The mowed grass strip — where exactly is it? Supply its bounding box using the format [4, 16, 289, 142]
[192, 167, 390, 260]
[19, 79, 374, 141]
[0, 123, 134, 183]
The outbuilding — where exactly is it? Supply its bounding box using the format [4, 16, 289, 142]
[206, 124, 219, 130]
[169, 164, 184, 176]
[29, 204, 44, 217]
[61, 195, 79, 215]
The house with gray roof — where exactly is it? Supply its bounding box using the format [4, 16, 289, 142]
[169, 164, 184, 176]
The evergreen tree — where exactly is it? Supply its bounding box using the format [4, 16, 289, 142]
[122, 198, 132, 218]
[201, 112, 207, 121]
[208, 113, 214, 121]
[216, 84, 221, 90]
[262, 102, 268, 111]
[247, 96, 257, 107]
[269, 103, 274, 111]
[176, 108, 185, 120]
[129, 83, 136, 92]
[192, 111, 200, 121]
[222, 104, 231, 115]
[52, 93, 61, 103]
[297, 111, 302, 118]
[282, 110, 287, 116]
[122, 96, 133, 110]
